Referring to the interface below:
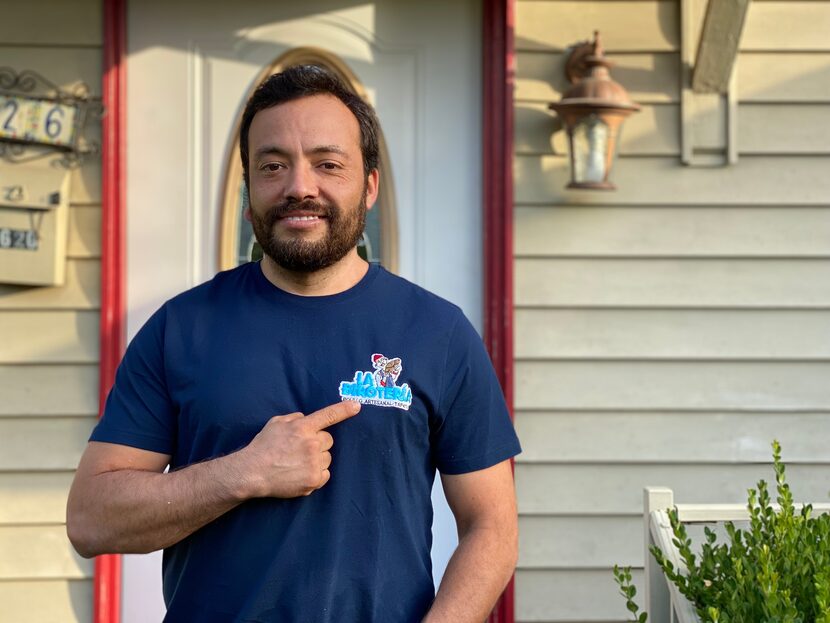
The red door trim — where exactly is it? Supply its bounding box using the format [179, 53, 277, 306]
[96, 0, 127, 621]
[483, 0, 516, 622]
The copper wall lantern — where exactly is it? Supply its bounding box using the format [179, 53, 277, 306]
[549, 32, 640, 190]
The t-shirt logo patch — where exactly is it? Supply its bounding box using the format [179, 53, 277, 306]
[338, 353, 413, 410]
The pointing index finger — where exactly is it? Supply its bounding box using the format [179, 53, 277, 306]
[302, 401, 361, 431]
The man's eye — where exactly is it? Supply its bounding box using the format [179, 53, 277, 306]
[320, 162, 339, 170]
[261, 163, 282, 172]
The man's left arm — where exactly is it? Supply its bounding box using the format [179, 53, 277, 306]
[423, 459, 518, 623]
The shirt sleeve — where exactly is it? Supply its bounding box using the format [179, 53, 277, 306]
[89, 305, 177, 455]
[430, 313, 522, 474]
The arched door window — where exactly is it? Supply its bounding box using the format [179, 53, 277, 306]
[218, 48, 398, 273]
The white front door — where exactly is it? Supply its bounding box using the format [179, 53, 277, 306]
[125, 1, 482, 619]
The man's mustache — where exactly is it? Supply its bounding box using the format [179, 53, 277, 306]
[268, 199, 334, 221]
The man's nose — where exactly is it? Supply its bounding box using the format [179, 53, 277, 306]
[284, 164, 319, 201]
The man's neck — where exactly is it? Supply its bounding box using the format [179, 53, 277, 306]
[260, 249, 369, 297]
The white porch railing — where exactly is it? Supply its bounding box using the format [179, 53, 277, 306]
[643, 487, 830, 623]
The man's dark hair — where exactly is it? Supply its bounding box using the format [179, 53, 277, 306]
[240, 64, 380, 187]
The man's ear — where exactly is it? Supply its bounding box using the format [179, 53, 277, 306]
[243, 206, 252, 222]
[365, 169, 380, 210]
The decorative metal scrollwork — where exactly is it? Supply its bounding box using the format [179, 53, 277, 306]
[0, 66, 101, 168]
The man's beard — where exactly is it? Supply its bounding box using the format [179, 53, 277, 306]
[249, 185, 367, 273]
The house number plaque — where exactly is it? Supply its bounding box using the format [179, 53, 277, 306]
[0, 94, 79, 149]
[0, 227, 39, 250]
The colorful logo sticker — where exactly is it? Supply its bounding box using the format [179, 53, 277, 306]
[338, 353, 413, 410]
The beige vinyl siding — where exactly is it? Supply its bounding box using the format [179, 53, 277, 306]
[68, 206, 102, 258]
[0, 2, 100, 621]
[514, 207, 830, 257]
[515, 156, 830, 205]
[517, 413, 830, 463]
[516, 258, 830, 307]
[517, 462, 830, 515]
[513, 1, 830, 621]
[0, 581, 93, 623]
[739, 53, 830, 102]
[518, 569, 646, 622]
[0, 1, 102, 46]
[0, 260, 101, 310]
[0, 365, 99, 416]
[0, 473, 78, 524]
[1, 312, 100, 363]
[740, 2, 830, 51]
[0, 418, 97, 470]
[517, 1, 679, 52]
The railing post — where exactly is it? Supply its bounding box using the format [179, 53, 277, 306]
[644, 487, 674, 622]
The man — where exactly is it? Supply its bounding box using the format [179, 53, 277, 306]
[67, 65, 521, 623]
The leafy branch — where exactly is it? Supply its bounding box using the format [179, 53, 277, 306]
[614, 442, 830, 622]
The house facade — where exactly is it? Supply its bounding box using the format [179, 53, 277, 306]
[1, 0, 828, 621]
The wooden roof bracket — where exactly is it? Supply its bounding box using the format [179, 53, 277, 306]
[681, 0, 750, 166]
[692, 0, 751, 94]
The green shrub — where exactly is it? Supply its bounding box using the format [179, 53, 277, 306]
[615, 441, 830, 623]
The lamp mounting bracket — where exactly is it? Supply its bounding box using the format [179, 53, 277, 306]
[563, 31, 614, 85]
[563, 40, 595, 85]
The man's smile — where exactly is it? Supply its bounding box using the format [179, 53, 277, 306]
[283, 215, 322, 222]
[276, 210, 329, 230]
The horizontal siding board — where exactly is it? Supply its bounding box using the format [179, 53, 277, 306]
[515, 463, 830, 515]
[520, 515, 642, 568]
[739, 104, 830, 154]
[0, 472, 75, 525]
[0, 0, 101, 46]
[514, 206, 830, 257]
[0, 526, 92, 580]
[514, 155, 830, 205]
[738, 53, 830, 103]
[1, 46, 101, 96]
[743, 2, 830, 51]
[516, 102, 679, 156]
[0, 259, 100, 309]
[516, 1, 678, 52]
[0, 365, 98, 416]
[69, 156, 101, 205]
[515, 258, 830, 308]
[515, 361, 830, 411]
[515, 309, 830, 359]
[516, 51, 679, 103]
[516, 568, 642, 622]
[0, 311, 99, 363]
[0, 417, 96, 470]
[75, 108, 102, 154]
[0, 580, 92, 623]
[67, 205, 102, 258]
[515, 412, 830, 463]
[515, 102, 559, 153]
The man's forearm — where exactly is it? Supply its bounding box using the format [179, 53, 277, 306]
[68, 403, 359, 558]
[422, 524, 518, 623]
[67, 451, 252, 557]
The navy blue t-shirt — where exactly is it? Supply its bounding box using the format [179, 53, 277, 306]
[91, 262, 521, 623]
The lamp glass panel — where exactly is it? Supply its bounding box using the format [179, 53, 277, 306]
[571, 114, 609, 184]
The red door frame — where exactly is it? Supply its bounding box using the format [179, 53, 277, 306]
[482, 0, 516, 621]
[94, 0, 515, 620]
[96, 0, 126, 621]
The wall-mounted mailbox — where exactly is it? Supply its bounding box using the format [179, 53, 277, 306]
[0, 164, 71, 286]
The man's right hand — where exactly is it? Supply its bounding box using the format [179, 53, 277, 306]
[240, 400, 361, 498]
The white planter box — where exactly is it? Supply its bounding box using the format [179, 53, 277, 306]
[643, 487, 830, 623]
